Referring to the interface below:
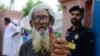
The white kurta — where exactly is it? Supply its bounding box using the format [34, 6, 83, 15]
[2, 22, 22, 56]
[12, 26, 23, 56]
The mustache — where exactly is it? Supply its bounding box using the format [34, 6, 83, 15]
[39, 26, 46, 28]
[72, 18, 77, 20]
[71, 18, 81, 26]
[38, 26, 47, 30]
[71, 18, 79, 22]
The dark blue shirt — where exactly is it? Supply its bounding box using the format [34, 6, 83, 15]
[66, 24, 94, 56]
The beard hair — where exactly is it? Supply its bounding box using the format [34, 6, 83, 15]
[71, 18, 81, 26]
[31, 26, 50, 53]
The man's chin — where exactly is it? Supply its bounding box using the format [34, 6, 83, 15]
[31, 28, 50, 52]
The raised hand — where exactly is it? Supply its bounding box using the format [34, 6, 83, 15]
[49, 26, 69, 56]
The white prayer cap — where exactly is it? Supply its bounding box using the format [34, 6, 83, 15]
[29, 3, 55, 20]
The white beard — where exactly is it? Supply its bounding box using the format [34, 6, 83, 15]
[31, 27, 50, 53]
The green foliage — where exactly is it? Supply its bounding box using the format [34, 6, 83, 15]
[54, 31, 61, 38]
[57, 4, 63, 11]
[0, 4, 6, 10]
[22, 0, 43, 17]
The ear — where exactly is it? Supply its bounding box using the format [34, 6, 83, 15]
[30, 20, 33, 28]
[81, 15, 84, 20]
[49, 16, 55, 26]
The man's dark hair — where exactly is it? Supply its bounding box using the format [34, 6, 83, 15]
[4, 17, 11, 25]
[69, 6, 84, 15]
[5, 17, 11, 23]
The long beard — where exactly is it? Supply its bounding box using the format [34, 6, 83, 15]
[31, 27, 50, 53]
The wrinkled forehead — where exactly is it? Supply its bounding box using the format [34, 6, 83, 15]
[29, 3, 55, 19]
[32, 9, 49, 16]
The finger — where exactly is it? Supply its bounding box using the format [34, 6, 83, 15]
[48, 26, 55, 53]
[49, 26, 55, 41]
[55, 38, 67, 44]
[54, 49, 68, 55]
[52, 53, 67, 56]
[54, 42, 68, 50]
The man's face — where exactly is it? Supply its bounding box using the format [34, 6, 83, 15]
[31, 10, 50, 52]
[5, 21, 10, 25]
[32, 10, 49, 31]
[70, 10, 83, 26]
[5, 21, 8, 25]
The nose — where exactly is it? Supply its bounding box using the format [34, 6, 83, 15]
[40, 19, 46, 24]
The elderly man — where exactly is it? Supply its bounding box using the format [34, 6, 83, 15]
[19, 3, 69, 56]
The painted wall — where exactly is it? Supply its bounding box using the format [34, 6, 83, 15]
[58, 0, 93, 38]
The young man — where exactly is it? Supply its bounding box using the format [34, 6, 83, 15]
[19, 3, 69, 56]
[66, 6, 94, 56]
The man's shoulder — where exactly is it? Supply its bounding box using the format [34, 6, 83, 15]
[82, 26, 93, 33]
[19, 39, 32, 56]
[21, 39, 32, 48]
[82, 26, 94, 39]
[67, 27, 72, 31]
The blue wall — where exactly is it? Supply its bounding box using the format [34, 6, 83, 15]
[93, 0, 100, 56]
